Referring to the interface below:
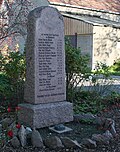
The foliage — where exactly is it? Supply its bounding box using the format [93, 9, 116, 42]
[66, 49, 117, 114]
[109, 59, 120, 75]
[73, 89, 120, 114]
[73, 90, 105, 114]
[0, 73, 12, 99]
[93, 62, 111, 78]
[65, 39, 91, 100]
[0, 49, 25, 106]
[88, 62, 113, 96]
[0, 106, 21, 146]
[111, 59, 120, 71]
[0, 40, 120, 115]
[0, 51, 25, 82]
[104, 92, 120, 105]
[0, 0, 31, 44]
[64, 39, 119, 114]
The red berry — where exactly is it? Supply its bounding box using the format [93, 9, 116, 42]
[7, 130, 13, 138]
[15, 106, 21, 111]
[16, 123, 21, 129]
[7, 107, 11, 112]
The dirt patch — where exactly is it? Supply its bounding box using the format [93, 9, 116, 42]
[1, 106, 120, 152]
[39, 122, 103, 143]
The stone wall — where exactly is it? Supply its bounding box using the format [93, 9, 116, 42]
[93, 26, 120, 68]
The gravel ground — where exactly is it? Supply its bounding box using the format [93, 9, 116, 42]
[1, 105, 120, 152]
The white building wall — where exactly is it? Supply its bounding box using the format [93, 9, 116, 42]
[93, 26, 120, 68]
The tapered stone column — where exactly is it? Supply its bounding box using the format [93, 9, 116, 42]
[18, 6, 73, 128]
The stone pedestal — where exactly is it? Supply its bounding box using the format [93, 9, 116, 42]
[18, 102, 73, 128]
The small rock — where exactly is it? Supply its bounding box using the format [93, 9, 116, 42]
[26, 127, 32, 146]
[1, 118, 14, 128]
[31, 129, 44, 148]
[103, 130, 113, 140]
[104, 118, 114, 130]
[26, 127, 32, 138]
[11, 136, 20, 148]
[93, 117, 106, 126]
[104, 118, 117, 137]
[54, 124, 65, 131]
[26, 127, 32, 133]
[44, 136, 64, 149]
[81, 138, 97, 149]
[61, 137, 81, 148]
[74, 114, 96, 123]
[18, 125, 26, 147]
[9, 121, 16, 128]
[0, 124, 2, 133]
[109, 123, 117, 137]
[92, 134, 109, 145]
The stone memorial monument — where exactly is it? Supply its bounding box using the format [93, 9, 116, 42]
[18, 6, 73, 128]
[30, 0, 49, 7]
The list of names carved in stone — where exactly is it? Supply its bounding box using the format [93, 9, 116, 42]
[37, 33, 64, 98]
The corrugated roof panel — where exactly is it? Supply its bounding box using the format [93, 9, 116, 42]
[49, 0, 120, 13]
[64, 16, 93, 35]
[63, 13, 120, 28]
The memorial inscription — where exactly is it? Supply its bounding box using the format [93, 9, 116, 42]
[38, 34, 63, 89]
[35, 28, 66, 103]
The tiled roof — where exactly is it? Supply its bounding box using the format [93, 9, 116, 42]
[49, 0, 120, 13]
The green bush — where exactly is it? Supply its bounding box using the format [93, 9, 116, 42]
[0, 74, 12, 98]
[65, 39, 91, 101]
[65, 40, 118, 114]
[0, 51, 25, 82]
[0, 42, 119, 114]
[109, 59, 120, 75]
[93, 62, 111, 78]
[73, 62, 120, 114]
[0, 51, 25, 106]
[73, 90, 105, 114]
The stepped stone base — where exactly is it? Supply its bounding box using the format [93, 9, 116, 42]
[18, 101, 73, 129]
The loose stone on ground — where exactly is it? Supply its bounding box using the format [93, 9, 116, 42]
[61, 137, 81, 148]
[81, 138, 97, 149]
[31, 129, 44, 148]
[18, 125, 26, 147]
[11, 136, 20, 148]
[92, 134, 110, 145]
[44, 136, 64, 149]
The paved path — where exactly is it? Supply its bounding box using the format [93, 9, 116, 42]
[79, 75, 120, 95]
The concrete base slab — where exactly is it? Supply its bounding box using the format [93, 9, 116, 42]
[18, 101, 73, 129]
[49, 126, 72, 134]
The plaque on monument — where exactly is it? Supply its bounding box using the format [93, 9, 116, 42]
[18, 6, 73, 128]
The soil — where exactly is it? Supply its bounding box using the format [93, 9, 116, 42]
[1, 105, 120, 152]
[38, 122, 103, 143]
